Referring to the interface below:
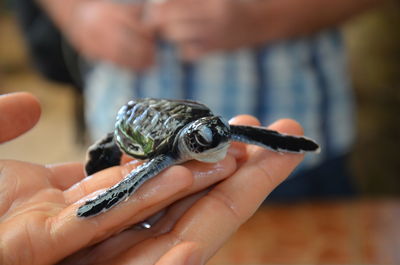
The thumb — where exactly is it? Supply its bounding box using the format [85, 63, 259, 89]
[0, 92, 41, 143]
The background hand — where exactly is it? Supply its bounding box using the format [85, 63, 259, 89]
[64, 1, 156, 70]
[151, 0, 258, 60]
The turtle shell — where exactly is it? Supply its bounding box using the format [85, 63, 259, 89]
[114, 98, 214, 159]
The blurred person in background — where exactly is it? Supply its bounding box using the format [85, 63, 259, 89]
[29, 0, 382, 201]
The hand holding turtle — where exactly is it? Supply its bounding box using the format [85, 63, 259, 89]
[0, 93, 237, 264]
[60, 116, 306, 265]
[0, 92, 308, 264]
[0, 93, 234, 264]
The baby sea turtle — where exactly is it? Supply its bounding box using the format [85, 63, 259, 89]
[77, 98, 320, 218]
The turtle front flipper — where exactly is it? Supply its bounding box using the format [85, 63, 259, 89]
[85, 133, 123, 176]
[230, 125, 320, 153]
[77, 154, 176, 218]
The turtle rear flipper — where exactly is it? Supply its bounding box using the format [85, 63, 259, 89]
[78, 154, 176, 218]
[85, 133, 123, 176]
[230, 125, 320, 153]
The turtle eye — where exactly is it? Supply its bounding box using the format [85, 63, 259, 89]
[127, 143, 139, 152]
[195, 127, 213, 146]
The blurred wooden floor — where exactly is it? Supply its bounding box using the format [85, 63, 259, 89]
[209, 199, 400, 265]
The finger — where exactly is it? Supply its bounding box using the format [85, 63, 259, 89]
[173, 21, 220, 61]
[56, 210, 170, 265]
[59, 156, 233, 224]
[0, 160, 51, 217]
[160, 0, 203, 22]
[104, 23, 155, 70]
[155, 242, 199, 265]
[228, 115, 261, 162]
[163, 20, 207, 43]
[60, 190, 200, 265]
[52, 155, 235, 262]
[229, 114, 261, 127]
[179, 41, 206, 61]
[103, 2, 151, 33]
[62, 156, 235, 242]
[63, 160, 144, 204]
[116, 10, 156, 39]
[117, 16, 156, 70]
[100, 190, 208, 265]
[47, 165, 194, 261]
[92, 156, 236, 242]
[87, 5, 155, 69]
[46, 162, 85, 190]
[209, 118, 304, 220]
[64, 155, 234, 205]
[0, 92, 41, 143]
[157, 119, 305, 263]
[157, 0, 209, 39]
[120, 154, 136, 164]
[119, 35, 155, 70]
[164, 9, 207, 24]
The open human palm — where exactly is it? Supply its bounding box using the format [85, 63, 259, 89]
[0, 92, 304, 265]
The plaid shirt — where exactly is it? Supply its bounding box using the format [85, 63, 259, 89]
[84, 29, 355, 172]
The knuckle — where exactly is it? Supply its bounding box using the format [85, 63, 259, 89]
[169, 228, 185, 246]
[206, 188, 243, 222]
[252, 159, 276, 188]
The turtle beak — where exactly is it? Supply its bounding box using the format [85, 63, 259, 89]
[196, 142, 230, 163]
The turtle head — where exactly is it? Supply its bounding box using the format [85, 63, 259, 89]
[177, 116, 231, 163]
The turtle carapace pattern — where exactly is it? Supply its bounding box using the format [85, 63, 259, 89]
[77, 98, 320, 218]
